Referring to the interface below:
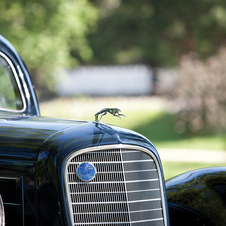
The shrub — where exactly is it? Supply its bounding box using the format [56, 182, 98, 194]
[171, 49, 226, 134]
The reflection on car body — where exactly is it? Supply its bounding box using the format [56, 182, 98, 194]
[0, 35, 225, 226]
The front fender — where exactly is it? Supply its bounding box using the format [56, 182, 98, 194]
[166, 167, 226, 226]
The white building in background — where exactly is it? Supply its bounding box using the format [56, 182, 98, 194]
[55, 65, 153, 96]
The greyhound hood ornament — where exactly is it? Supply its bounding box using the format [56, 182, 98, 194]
[95, 108, 125, 123]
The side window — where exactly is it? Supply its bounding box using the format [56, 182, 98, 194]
[0, 53, 24, 111]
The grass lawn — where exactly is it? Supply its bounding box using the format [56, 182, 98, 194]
[134, 113, 226, 150]
[162, 161, 226, 180]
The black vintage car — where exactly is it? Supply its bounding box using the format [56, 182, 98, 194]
[0, 35, 225, 226]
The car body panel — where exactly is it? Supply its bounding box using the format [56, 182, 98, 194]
[35, 120, 168, 225]
[0, 113, 85, 225]
[0, 108, 168, 225]
[166, 167, 226, 226]
[0, 113, 85, 161]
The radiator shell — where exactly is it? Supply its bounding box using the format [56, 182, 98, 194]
[64, 144, 168, 226]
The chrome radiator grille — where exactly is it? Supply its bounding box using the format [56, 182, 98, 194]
[65, 146, 166, 226]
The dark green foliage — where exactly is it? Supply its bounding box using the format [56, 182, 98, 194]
[2, 0, 226, 96]
[87, 0, 226, 67]
[0, 0, 97, 95]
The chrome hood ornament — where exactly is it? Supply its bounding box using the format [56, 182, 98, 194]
[95, 108, 126, 123]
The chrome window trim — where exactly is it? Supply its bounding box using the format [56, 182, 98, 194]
[0, 52, 26, 113]
[0, 194, 4, 226]
[64, 144, 168, 226]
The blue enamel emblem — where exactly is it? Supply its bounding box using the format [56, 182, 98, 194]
[77, 162, 96, 182]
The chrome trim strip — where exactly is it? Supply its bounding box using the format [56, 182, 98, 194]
[71, 198, 161, 204]
[125, 169, 157, 173]
[127, 188, 160, 193]
[101, 169, 157, 173]
[131, 207, 162, 213]
[4, 202, 20, 206]
[0, 195, 4, 226]
[120, 148, 132, 226]
[68, 169, 157, 174]
[74, 223, 130, 225]
[0, 176, 20, 180]
[17, 66, 30, 100]
[69, 159, 153, 164]
[64, 144, 168, 226]
[73, 208, 162, 214]
[68, 179, 158, 184]
[69, 188, 160, 194]
[131, 218, 164, 224]
[128, 198, 161, 203]
[0, 52, 26, 113]
[73, 218, 164, 225]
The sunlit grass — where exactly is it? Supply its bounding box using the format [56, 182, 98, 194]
[39, 96, 165, 127]
[162, 161, 226, 180]
[155, 136, 226, 150]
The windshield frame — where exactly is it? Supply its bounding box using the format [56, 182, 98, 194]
[0, 51, 26, 113]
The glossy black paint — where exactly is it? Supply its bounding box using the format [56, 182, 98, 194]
[0, 111, 168, 225]
[36, 120, 168, 226]
[168, 203, 212, 226]
[0, 112, 84, 225]
[166, 167, 226, 226]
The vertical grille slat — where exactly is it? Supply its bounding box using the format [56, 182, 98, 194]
[65, 147, 166, 226]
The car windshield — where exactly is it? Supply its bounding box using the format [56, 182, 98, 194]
[0, 53, 23, 111]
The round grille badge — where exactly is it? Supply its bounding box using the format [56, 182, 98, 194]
[76, 162, 96, 182]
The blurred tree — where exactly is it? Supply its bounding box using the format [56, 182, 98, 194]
[172, 49, 226, 134]
[0, 0, 97, 96]
[86, 0, 226, 67]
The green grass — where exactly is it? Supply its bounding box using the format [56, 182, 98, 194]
[132, 113, 226, 150]
[162, 161, 226, 180]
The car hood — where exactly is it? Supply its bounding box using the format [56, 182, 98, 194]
[0, 113, 158, 162]
[0, 113, 85, 161]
